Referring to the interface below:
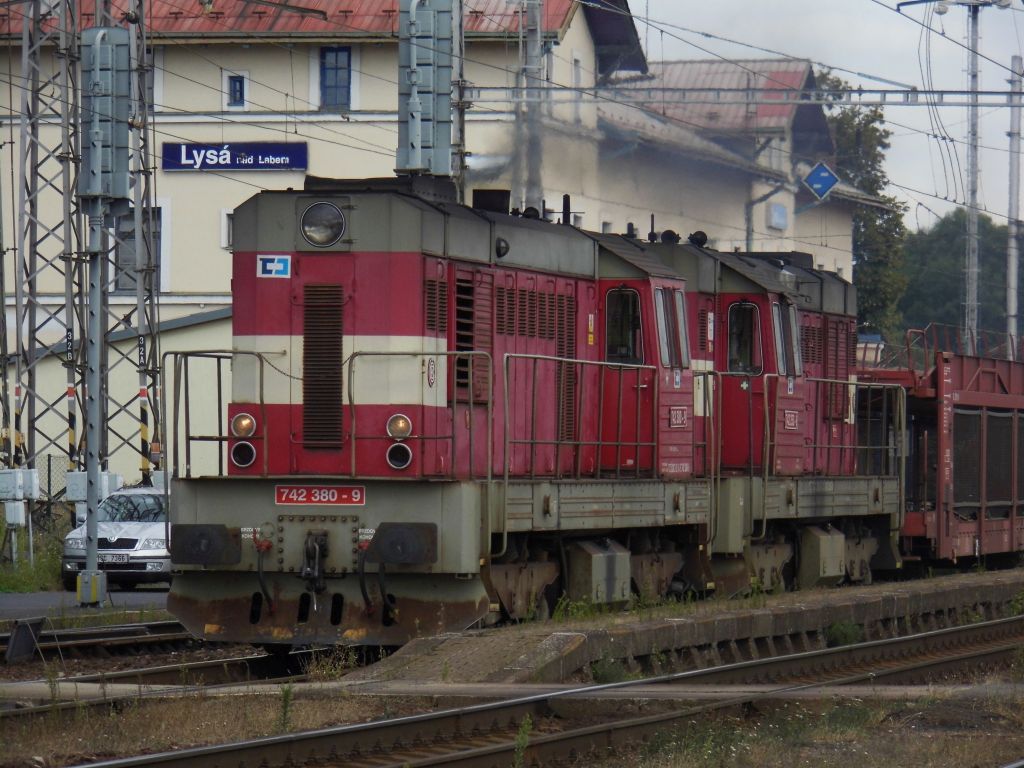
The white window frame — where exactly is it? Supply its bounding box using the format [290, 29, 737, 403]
[156, 197, 171, 292]
[571, 51, 582, 124]
[151, 47, 165, 113]
[221, 208, 234, 250]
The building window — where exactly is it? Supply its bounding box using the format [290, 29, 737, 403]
[221, 209, 234, 250]
[601, 221, 612, 234]
[223, 70, 249, 111]
[572, 214, 583, 228]
[114, 208, 161, 293]
[227, 74, 245, 107]
[320, 47, 351, 112]
[572, 55, 582, 124]
[143, 47, 157, 112]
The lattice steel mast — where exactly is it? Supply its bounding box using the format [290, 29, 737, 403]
[4, 0, 160, 572]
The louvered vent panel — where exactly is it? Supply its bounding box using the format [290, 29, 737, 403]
[698, 309, 708, 351]
[800, 326, 813, 366]
[801, 325, 823, 366]
[527, 292, 538, 337]
[539, 293, 556, 340]
[517, 289, 528, 336]
[454, 278, 474, 391]
[848, 329, 858, 368]
[424, 279, 448, 333]
[504, 287, 516, 335]
[556, 294, 577, 441]
[496, 288, 509, 335]
[303, 284, 343, 448]
[472, 273, 494, 400]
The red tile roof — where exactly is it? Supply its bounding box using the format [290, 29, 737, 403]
[616, 59, 815, 133]
[0, 0, 577, 37]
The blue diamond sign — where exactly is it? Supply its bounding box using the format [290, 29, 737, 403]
[803, 162, 840, 200]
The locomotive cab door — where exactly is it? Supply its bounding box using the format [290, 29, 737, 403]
[719, 299, 766, 471]
[600, 285, 655, 475]
[652, 282, 695, 479]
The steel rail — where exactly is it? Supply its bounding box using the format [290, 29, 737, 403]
[1, 620, 193, 660]
[65, 614, 1024, 768]
[1, 651, 317, 720]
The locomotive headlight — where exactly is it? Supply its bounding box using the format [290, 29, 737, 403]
[301, 202, 346, 247]
[386, 413, 412, 439]
[231, 441, 257, 468]
[386, 443, 413, 470]
[231, 412, 257, 438]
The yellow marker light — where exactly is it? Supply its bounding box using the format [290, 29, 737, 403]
[386, 413, 413, 439]
[231, 412, 257, 438]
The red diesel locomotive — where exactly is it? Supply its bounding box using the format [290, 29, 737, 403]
[165, 176, 1010, 650]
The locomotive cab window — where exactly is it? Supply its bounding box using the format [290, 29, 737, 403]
[606, 288, 642, 364]
[772, 301, 803, 376]
[655, 288, 690, 368]
[728, 302, 762, 374]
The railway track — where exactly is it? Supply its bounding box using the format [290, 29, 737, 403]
[1, 620, 196, 662]
[66, 614, 1024, 768]
[0, 649, 320, 719]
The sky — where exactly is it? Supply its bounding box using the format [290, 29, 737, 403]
[627, 0, 1024, 232]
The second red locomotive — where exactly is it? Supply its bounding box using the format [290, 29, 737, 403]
[166, 176, 912, 648]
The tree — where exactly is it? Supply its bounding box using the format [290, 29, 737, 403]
[900, 209, 1018, 334]
[819, 73, 908, 342]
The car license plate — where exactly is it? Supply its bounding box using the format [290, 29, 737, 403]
[98, 553, 129, 564]
[275, 485, 365, 505]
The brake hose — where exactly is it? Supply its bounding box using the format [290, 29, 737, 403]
[252, 529, 275, 615]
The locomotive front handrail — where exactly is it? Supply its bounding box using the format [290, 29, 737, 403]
[501, 353, 661, 481]
[345, 350, 494, 482]
[162, 350, 269, 479]
[761, 374, 907, 535]
[500, 352, 660, 560]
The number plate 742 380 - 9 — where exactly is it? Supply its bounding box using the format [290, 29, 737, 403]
[274, 485, 365, 505]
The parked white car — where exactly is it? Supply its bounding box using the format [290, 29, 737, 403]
[61, 487, 170, 590]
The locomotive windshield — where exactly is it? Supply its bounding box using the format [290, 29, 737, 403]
[772, 302, 803, 376]
[728, 302, 762, 374]
[655, 288, 690, 369]
[606, 289, 643, 364]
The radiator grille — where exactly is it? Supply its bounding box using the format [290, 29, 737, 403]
[303, 284, 344, 447]
[424, 279, 448, 333]
[800, 324, 823, 366]
[556, 294, 577, 441]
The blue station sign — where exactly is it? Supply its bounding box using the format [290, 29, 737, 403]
[162, 142, 308, 172]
